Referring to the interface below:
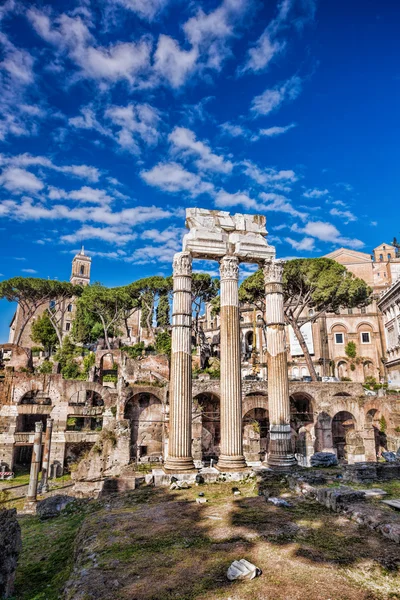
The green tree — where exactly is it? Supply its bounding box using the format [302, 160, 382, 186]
[156, 293, 170, 328]
[74, 284, 136, 350]
[127, 276, 171, 341]
[31, 312, 58, 354]
[155, 330, 172, 358]
[239, 258, 372, 381]
[45, 282, 83, 345]
[191, 273, 220, 343]
[392, 237, 400, 258]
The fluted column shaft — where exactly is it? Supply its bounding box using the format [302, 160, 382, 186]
[217, 256, 247, 471]
[264, 260, 296, 469]
[27, 421, 43, 502]
[165, 252, 195, 472]
[40, 418, 53, 493]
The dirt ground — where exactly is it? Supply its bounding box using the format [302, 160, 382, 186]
[14, 478, 400, 600]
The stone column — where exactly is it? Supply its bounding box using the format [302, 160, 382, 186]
[217, 255, 247, 471]
[26, 422, 43, 503]
[164, 252, 195, 472]
[40, 418, 53, 493]
[264, 260, 296, 469]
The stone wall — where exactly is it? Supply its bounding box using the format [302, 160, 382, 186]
[0, 508, 22, 599]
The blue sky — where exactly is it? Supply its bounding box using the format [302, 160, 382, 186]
[0, 0, 400, 342]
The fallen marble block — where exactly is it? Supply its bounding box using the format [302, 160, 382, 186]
[359, 488, 388, 498]
[310, 452, 338, 467]
[227, 559, 261, 582]
[268, 497, 291, 507]
[382, 499, 400, 511]
[196, 497, 207, 504]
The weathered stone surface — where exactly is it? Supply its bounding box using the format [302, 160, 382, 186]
[343, 463, 378, 483]
[382, 451, 398, 462]
[316, 486, 366, 511]
[226, 559, 261, 581]
[359, 488, 388, 498]
[0, 508, 22, 598]
[310, 452, 338, 467]
[382, 500, 400, 511]
[36, 494, 76, 520]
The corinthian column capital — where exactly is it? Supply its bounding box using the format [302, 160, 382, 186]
[220, 255, 239, 281]
[173, 252, 192, 277]
[263, 259, 284, 284]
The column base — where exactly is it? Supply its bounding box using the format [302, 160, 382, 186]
[216, 455, 248, 472]
[266, 425, 297, 471]
[164, 456, 196, 473]
[23, 500, 38, 514]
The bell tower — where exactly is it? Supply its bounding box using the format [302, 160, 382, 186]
[70, 247, 91, 286]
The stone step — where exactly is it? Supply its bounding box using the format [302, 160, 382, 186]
[382, 499, 400, 511]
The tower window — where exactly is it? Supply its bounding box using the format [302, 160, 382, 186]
[80, 265, 85, 275]
[67, 304, 73, 312]
[66, 322, 71, 332]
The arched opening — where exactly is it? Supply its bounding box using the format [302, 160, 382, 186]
[333, 392, 352, 397]
[363, 361, 375, 380]
[244, 331, 254, 360]
[193, 393, 220, 463]
[69, 390, 104, 407]
[290, 393, 313, 432]
[242, 408, 269, 463]
[124, 393, 163, 462]
[337, 361, 349, 380]
[19, 391, 51, 405]
[332, 411, 357, 461]
[365, 409, 387, 459]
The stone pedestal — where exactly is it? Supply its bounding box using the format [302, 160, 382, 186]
[40, 418, 53, 493]
[217, 256, 247, 471]
[164, 252, 195, 472]
[264, 260, 296, 470]
[26, 421, 43, 504]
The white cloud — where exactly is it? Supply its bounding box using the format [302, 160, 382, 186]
[241, 32, 284, 75]
[62, 225, 137, 245]
[214, 190, 259, 211]
[220, 122, 251, 138]
[107, 0, 170, 21]
[154, 35, 198, 89]
[303, 188, 329, 198]
[49, 186, 113, 204]
[251, 75, 302, 116]
[259, 192, 307, 219]
[169, 127, 233, 173]
[259, 123, 296, 137]
[285, 236, 315, 251]
[141, 162, 214, 196]
[21, 268, 38, 274]
[0, 167, 44, 192]
[105, 103, 161, 152]
[242, 160, 297, 191]
[183, 0, 249, 71]
[329, 207, 357, 223]
[27, 9, 151, 85]
[293, 220, 364, 249]
[0, 153, 101, 182]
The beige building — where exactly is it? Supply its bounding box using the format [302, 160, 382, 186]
[9, 249, 92, 348]
[378, 277, 400, 389]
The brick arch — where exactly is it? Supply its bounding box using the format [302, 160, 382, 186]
[66, 381, 112, 407]
[12, 377, 62, 405]
[330, 322, 349, 333]
[356, 321, 374, 332]
[242, 393, 268, 416]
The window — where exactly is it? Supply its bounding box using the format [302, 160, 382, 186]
[335, 333, 344, 344]
[49, 300, 56, 309]
[379, 254, 383, 262]
[80, 265, 85, 275]
[67, 304, 73, 312]
[388, 253, 392, 261]
[66, 322, 71, 332]
[308, 308, 314, 317]
[361, 331, 371, 344]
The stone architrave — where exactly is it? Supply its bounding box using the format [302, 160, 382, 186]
[217, 256, 247, 471]
[164, 252, 195, 472]
[263, 260, 296, 469]
[26, 421, 43, 503]
[40, 418, 53, 493]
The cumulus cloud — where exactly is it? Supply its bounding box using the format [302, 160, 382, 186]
[292, 220, 364, 249]
[21, 268, 38, 274]
[251, 75, 302, 116]
[0, 153, 101, 182]
[329, 207, 357, 223]
[62, 225, 137, 245]
[141, 162, 214, 196]
[303, 188, 329, 198]
[105, 103, 161, 152]
[154, 35, 198, 89]
[169, 127, 233, 173]
[285, 236, 315, 251]
[259, 123, 296, 137]
[0, 167, 44, 192]
[48, 186, 113, 204]
[27, 9, 151, 86]
[107, 0, 171, 21]
[259, 192, 307, 219]
[242, 160, 297, 191]
[214, 189, 307, 219]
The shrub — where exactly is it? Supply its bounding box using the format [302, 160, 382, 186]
[37, 360, 53, 374]
[103, 374, 117, 383]
[345, 341, 357, 359]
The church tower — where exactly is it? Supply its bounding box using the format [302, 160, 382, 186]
[70, 247, 91, 286]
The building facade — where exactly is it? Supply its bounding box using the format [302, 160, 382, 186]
[378, 277, 400, 389]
